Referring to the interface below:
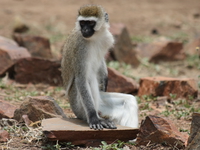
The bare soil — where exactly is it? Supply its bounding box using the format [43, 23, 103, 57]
[0, 0, 200, 149]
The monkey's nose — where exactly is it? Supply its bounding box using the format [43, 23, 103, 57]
[83, 28, 89, 32]
[81, 28, 94, 38]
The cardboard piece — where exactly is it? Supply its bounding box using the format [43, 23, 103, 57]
[42, 118, 139, 147]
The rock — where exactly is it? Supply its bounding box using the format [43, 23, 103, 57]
[14, 96, 67, 122]
[22, 115, 33, 126]
[42, 118, 139, 147]
[0, 36, 31, 76]
[109, 23, 140, 67]
[186, 113, 200, 150]
[193, 13, 200, 19]
[0, 100, 17, 119]
[107, 67, 139, 94]
[150, 96, 170, 113]
[184, 37, 200, 55]
[151, 28, 159, 35]
[13, 33, 52, 59]
[187, 113, 200, 144]
[13, 24, 29, 33]
[156, 96, 169, 106]
[105, 51, 115, 62]
[186, 131, 200, 150]
[135, 40, 185, 63]
[13, 16, 29, 33]
[14, 57, 62, 86]
[0, 36, 18, 46]
[0, 130, 9, 142]
[138, 76, 198, 99]
[136, 115, 188, 148]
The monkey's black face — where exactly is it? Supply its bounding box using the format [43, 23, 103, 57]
[79, 20, 96, 38]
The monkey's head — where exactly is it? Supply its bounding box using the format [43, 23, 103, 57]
[76, 5, 109, 39]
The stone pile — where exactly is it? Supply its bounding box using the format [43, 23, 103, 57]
[0, 23, 199, 148]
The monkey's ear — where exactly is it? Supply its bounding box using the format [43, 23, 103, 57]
[78, 11, 81, 16]
[105, 13, 109, 22]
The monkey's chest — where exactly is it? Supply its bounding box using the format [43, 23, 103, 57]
[86, 50, 103, 74]
[87, 56, 101, 73]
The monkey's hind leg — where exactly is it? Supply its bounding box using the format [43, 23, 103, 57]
[99, 92, 139, 128]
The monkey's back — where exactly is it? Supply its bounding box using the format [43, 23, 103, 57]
[61, 30, 80, 95]
[61, 30, 88, 120]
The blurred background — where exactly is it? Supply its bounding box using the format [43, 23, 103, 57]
[0, 1, 200, 149]
[1, 0, 200, 38]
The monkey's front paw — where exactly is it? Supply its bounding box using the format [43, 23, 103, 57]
[100, 119, 117, 129]
[89, 120, 104, 130]
[89, 122, 104, 130]
[89, 119, 117, 130]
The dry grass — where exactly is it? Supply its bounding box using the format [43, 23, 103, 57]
[0, 118, 43, 150]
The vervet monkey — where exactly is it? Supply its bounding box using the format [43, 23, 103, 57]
[61, 4, 138, 130]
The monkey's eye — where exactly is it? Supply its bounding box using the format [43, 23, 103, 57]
[88, 21, 96, 26]
[80, 21, 85, 26]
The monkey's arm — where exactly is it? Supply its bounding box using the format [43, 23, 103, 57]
[98, 60, 108, 92]
[75, 76, 99, 126]
[75, 72, 115, 130]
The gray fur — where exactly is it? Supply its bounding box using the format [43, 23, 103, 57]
[61, 5, 115, 130]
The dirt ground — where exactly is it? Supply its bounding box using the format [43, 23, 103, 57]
[0, 0, 200, 149]
[1, 0, 200, 37]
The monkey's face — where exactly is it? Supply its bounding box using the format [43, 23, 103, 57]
[79, 20, 96, 38]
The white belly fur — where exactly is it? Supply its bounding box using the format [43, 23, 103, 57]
[84, 28, 138, 128]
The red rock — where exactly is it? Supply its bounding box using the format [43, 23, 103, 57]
[0, 36, 18, 46]
[0, 36, 31, 76]
[186, 113, 200, 150]
[135, 40, 185, 63]
[0, 130, 9, 142]
[14, 96, 67, 122]
[107, 67, 139, 94]
[14, 57, 62, 86]
[138, 76, 198, 99]
[0, 100, 17, 119]
[109, 23, 140, 67]
[22, 115, 33, 126]
[13, 33, 52, 59]
[42, 118, 139, 147]
[136, 115, 188, 148]
[105, 51, 115, 62]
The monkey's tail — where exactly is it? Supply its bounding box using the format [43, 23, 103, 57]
[99, 92, 138, 128]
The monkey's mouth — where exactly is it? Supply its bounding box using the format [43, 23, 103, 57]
[82, 32, 94, 38]
[82, 34, 93, 38]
